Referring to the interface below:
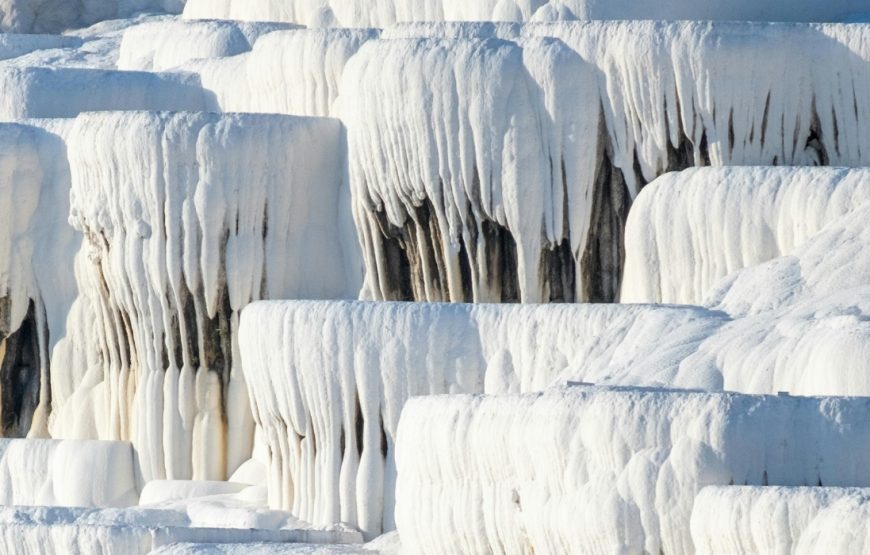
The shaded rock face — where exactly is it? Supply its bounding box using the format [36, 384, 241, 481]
[0, 300, 42, 437]
[345, 22, 858, 304]
[50, 111, 357, 484]
[0, 122, 78, 441]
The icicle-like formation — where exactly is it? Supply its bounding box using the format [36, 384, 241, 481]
[343, 37, 601, 302]
[118, 19, 294, 72]
[345, 22, 870, 302]
[395, 387, 870, 554]
[691, 486, 870, 554]
[0, 122, 78, 438]
[51, 111, 359, 485]
[0, 438, 137, 507]
[182, 0, 868, 27]
[621, 167, 870, 305]
[0, 67, 207, 120]
[177, 28, 380, 117]
[238, 300, 727, 538]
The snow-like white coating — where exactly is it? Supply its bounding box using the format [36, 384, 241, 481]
[182, 0, 870, 27]
[691, 486, 870, 554]
[239, 300, 727, 537]
[707, 203, 870, 318]
[49, 111, 360, 485]
[179, 28, 379, 117]
[118, 19, 295, 71]
[344, 22, 870, 302]
[0, 438, 137, 507]
[0, 9, 867, 554]
[0, 67, 206, 119]
[395, 386, 870, 554]
[0, 504, 361, 555]
[621, 167, 870, 305]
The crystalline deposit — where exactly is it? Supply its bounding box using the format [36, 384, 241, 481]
[344, 22, 870, 302]
[49, 111, 360, 485]
[394, 386, 870, 554]
[343, 36, 601, 302]
[691, 486, 870, 554]
[238, 300, 727, 537]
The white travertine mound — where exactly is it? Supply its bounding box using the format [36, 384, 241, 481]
[395, 387, 870, 554]
[50, 111, 360, 484]
[344, 23, 870, 303]
[239, 300, 727, 537]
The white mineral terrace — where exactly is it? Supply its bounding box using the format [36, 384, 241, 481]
[0, 3, 863, 554]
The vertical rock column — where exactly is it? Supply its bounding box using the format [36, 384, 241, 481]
[57, 111, 356, 483]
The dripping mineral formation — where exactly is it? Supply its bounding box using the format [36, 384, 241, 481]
[50, 111, 360, 483]
[0, 5, 865, 555]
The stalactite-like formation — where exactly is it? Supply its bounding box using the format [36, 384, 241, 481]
[344, 22, 870, 303]
[49, 111, 359, 484]
[239, 300, 727, 538]
[0, 123, 77, 439]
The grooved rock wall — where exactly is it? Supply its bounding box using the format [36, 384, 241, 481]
[49, 111, 360, 484]
[239, 300, 727, 537]
[344, 22, 870, 303]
